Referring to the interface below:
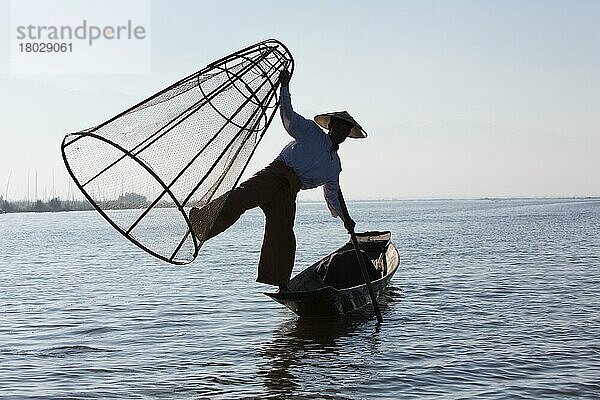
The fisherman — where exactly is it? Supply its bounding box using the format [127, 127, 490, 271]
[189, 70, 367, 291]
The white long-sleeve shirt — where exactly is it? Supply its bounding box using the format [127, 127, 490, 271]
[277, 85, 345, 220]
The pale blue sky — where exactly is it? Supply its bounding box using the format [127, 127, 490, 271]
[1, 0, 598, 200]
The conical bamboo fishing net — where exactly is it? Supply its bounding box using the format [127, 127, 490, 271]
[61, 39, 294, 264]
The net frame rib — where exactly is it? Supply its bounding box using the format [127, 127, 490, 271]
[123, 49, 284, 236]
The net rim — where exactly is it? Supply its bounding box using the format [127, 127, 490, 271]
[61, 132, 199, 265]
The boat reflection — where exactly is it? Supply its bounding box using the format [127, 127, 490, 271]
[258, 285, 402, 399]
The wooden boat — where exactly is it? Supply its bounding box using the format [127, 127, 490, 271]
[265, 231, 400, 317]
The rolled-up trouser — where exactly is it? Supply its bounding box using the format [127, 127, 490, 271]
[202, 159, 301, 287]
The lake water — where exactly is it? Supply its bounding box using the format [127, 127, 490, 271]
[1, 199, 599, 399]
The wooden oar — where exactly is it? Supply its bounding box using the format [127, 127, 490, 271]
[338, 190, 383, 323]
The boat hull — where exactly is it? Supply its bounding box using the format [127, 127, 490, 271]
[265, 231, 399, 317]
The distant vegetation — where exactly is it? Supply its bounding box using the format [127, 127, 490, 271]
[0, 195, 94, 213]
[97, 192, 149, 209]
[0, 192, 178, 214]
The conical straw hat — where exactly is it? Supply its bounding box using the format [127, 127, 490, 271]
[314, 111, 367, 139]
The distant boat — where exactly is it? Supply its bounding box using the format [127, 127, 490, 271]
[265, 231, 400, 317]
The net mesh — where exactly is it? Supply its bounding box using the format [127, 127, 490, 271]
[61, 39, 294, 264]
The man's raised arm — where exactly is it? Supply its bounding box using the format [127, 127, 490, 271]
[278, 70, 315, 139]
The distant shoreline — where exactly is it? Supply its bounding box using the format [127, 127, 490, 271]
[296, 196, 600, 203]
[1, 196, 599, 214]
[0, 197, 94, 214]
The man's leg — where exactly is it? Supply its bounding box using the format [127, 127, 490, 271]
[206, 181, 265, 238]
[256, 186, 297, 288]
[189, 166, 280, 241]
